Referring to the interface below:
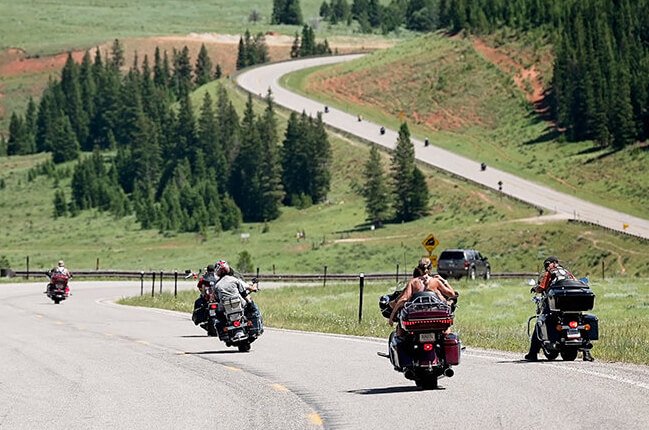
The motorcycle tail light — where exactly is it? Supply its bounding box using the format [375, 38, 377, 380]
[233, 320, 241, 327]
[247, 321, 253, 327]
[209, 303, 217, 310]
[423, 343, 433, 351]
[584, 324, 591, 331]
[569, 321, 578, 329]
[556, 324, 563, 332]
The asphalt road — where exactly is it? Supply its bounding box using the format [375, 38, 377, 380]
[2, 281, 648, 429]
[236, 55, 649, 239]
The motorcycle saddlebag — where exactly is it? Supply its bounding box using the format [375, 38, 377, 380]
[583, 314, 599, 341]
[443, 333, 461, 365]
[547, 279, 595, 312]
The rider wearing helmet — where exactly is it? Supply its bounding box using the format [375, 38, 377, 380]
[525, 256, 593, 362]
[47, 260, 72, 294]
[192, 264, 218, 327]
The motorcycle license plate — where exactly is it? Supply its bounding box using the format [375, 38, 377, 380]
[567, 329, 581, 339]
[209, 310, 216, 316]
[419, 333, 436, 342]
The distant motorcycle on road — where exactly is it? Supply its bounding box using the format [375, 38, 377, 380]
[45, 272, 70, 304]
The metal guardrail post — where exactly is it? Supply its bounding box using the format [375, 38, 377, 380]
[140, 271, 144, 296]
[323, 265, 327, 287]
[396, 264, 399, 284]
[151, 272, 156, 297]
[26, 256, 29, 280]
[159, 271, 163, 294]
[358, 273, 365, 323]
[174, 270, 178, 297]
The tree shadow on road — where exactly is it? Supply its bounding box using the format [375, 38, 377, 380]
[347, 385, 445, 394]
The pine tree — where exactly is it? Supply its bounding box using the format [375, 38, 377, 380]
[215, 84, 240, 187]
[309, 112, 332, 203]
[194, 44, 213, 87]
[281, 111, 307, 204]
[299, 25, 316, 57]
[236, 36, 247, 70]
[24, 97, 37, 153]
[53, 189, 68, 218]
[390, 122, 418, 222]
[362, 145, 390, 225]
[290, 32, 301, 59]
[257, 90, 284, 221]
[272, 0, 303, 25]
[230, 94, 263, 221]
[172, 46, 193, 98]
[50, 115, 80, 163]
[7, 112, 28, 155]
[60, 52, 89, 148]
[109, 39, 125, 71]
[198, 92, 227, 184]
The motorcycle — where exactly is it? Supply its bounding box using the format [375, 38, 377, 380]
[379, 290, 460, 390]
[206, 277, 263, 352]
[527, 277, 598, 361]
[45, 272, 70, 304]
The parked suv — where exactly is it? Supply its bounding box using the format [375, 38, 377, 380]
[437, 249, 490, 280]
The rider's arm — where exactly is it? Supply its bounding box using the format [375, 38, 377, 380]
[535, 272, 550, 293]
[434, 275, 455, 298]
[388, 281, 414, 324]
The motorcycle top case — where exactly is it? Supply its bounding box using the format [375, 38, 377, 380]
[399, 292, 453, 331]
[546, 279, 595, 312]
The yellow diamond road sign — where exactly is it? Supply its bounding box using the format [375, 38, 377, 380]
[422, 234, 439, 253]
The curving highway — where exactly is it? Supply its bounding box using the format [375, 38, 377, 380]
[2, 281, 649, 429]
[237, 55, 649, 239]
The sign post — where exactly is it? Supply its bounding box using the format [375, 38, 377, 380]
[421, 233, 440, 268]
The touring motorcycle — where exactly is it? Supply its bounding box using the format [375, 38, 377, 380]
[46, 272, 70, 304]
[528, 277, 598, 361]
[379, 290, 461, 389]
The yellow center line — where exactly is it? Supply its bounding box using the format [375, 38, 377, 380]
[136, 340, 150, 345]
[224, 365, 242, 372]
[104, 333, 114, 337]
[271, 384, 289, 392]
[35, 314, 43, 319]
[54, 321, 64, 325]
[308, 412, 324, 426]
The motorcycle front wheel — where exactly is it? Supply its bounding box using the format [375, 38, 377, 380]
[237, 341, 251, 352]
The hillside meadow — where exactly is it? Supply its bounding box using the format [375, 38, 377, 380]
[2, 78, 649, 278]
[288, 32, 649, 220]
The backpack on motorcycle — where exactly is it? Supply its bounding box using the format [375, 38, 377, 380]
[379, 289, 402, 319]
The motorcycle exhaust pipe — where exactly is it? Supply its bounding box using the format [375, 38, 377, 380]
[444, 368, 455, 378]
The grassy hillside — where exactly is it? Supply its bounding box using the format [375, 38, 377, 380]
[290, 32, 649, 220]
[2, 80, 649, 277]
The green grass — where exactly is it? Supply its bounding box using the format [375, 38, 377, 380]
[3, 79, 649, 277]
[119, 277, 649, 365]
[285, 32, 649, 220]
[0, 0, 397, 56]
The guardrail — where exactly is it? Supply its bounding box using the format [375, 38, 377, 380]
[7, 269, 538, 282]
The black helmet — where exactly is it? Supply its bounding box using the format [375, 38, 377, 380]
[206, 264, 215, 272]
[543, 256, 559, 270]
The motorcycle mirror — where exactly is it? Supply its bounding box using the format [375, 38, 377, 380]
[526, 279, 536, 287]
[579, 277, 590, 285]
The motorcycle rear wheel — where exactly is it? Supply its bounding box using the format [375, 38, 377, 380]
[415, 376, 438, 390]
[53, 298, 61, 304]
[237, 341, 251, 352]
[560, 349, 579, 361]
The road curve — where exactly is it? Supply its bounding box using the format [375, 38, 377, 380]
[237, 55, 649, 239]
[2, 281, 648, 429]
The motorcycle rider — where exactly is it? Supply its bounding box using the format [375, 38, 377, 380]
[525, 256, 594, 362]
[388, 258, 455, 328]
[214, 260, 263, 336]
[47, 260, 71, 294]
[192, 264, 218, 327]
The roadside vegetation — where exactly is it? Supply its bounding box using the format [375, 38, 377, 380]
[119, 277, 649, 365]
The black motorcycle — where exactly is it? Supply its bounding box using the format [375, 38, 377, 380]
[527, 278, 598, 361]
[379, 291, 460, 389]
